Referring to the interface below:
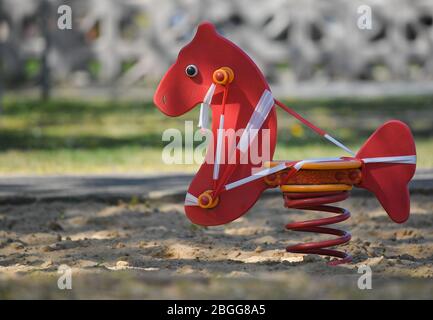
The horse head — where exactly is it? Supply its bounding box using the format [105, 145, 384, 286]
[154, 22, 278, 226]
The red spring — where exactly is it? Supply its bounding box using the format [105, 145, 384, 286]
[283, 191, 352, 266]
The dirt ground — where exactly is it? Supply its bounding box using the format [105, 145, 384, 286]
[0, 192, 432, 299]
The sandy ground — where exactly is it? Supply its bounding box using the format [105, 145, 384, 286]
[0, 192, 432, 299]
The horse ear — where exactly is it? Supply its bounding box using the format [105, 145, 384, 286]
[195, 21, 218, 39]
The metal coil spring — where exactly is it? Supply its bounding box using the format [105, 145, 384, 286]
[283, 191, 352, 266]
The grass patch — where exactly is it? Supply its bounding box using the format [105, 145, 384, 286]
[0, 95, 431, 175]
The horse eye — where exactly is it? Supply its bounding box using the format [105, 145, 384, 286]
[185, 65, 198, 77]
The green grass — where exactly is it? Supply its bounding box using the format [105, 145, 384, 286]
[0, 95, 431, 175]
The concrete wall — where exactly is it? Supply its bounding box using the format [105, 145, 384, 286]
[1, 0, 433, 95]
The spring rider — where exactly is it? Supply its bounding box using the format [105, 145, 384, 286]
[153, 22, 416, 265]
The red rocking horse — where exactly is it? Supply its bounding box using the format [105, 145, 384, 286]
[154, 22, 416, 265]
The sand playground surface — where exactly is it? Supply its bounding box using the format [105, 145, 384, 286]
[0, 191, 432, 299]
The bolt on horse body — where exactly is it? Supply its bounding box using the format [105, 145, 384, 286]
[153, 22, 416, 265]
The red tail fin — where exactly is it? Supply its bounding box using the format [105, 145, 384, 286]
[356, 120, 416, 223]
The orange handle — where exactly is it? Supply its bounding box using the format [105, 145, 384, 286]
[213, 67, 234, 85]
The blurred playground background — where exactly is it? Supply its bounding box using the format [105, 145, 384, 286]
[0, 0, 432, 175]
[1, 0, 433, 300]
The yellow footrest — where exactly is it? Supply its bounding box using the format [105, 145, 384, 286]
[280, 184, 353, 193]
[265, 160, 362, 170]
